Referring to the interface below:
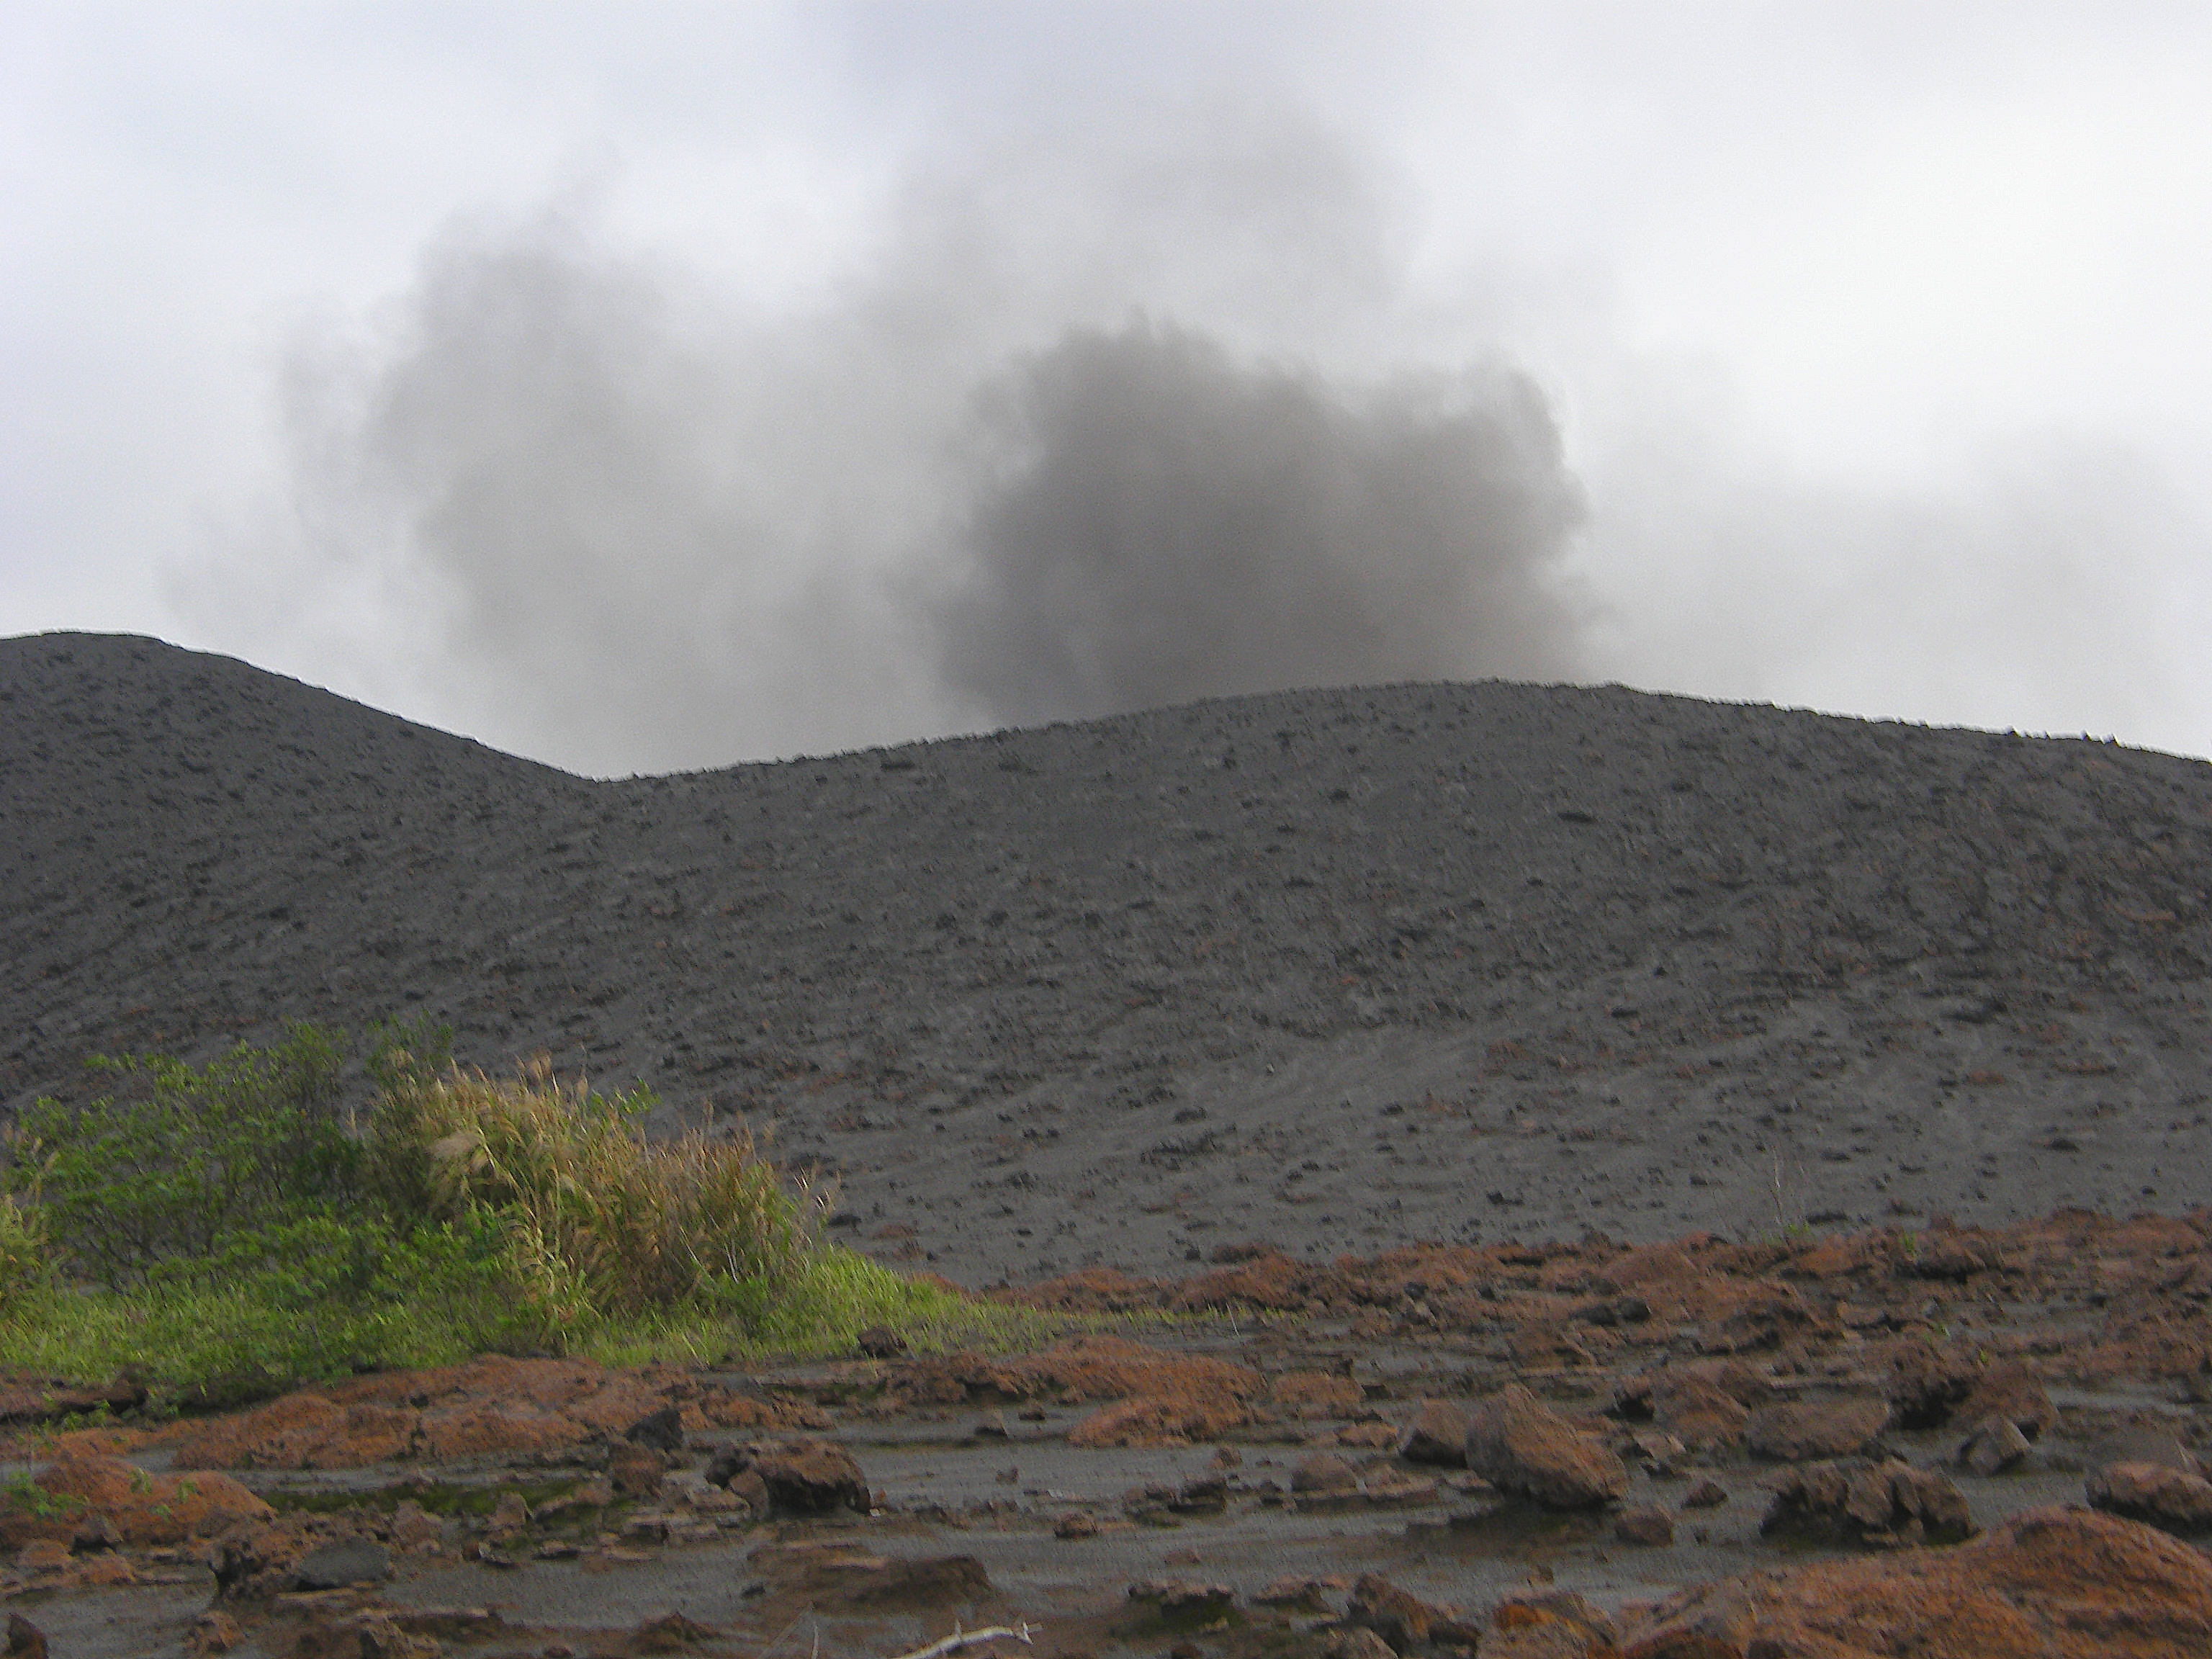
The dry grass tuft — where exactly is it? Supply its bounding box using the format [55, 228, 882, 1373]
[365, 1058, 813, 1321]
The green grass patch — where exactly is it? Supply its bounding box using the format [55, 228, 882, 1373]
[0, 1023, 1065, 1408]
[579, 1244, 1075, 1369]
[0, 1219, 549, 1408]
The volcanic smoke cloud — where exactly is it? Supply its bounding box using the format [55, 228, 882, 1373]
[934, 320, 1582, 725]
[229, 120, 1590, 773]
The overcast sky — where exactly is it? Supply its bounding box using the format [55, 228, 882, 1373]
[6, 3, 2210, 775]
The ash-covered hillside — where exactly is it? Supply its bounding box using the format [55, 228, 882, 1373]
[4, 631, 2209, 1282]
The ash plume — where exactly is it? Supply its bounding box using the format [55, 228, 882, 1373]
[932, 318, 1584, 727]
[192, 112, 1594, 773]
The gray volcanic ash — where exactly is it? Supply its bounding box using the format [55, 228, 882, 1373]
[4, 631, 2210, 1283]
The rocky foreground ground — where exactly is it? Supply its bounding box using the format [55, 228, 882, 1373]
[6, 1205, 2212, 1658]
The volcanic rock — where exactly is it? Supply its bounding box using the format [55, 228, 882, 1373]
[1346, 1572, 1473, 1651]
[1745, 1396, 1889, 1462]
[1617, 1362, 1767, 1451]
[1882, 1340, 1980, 1431]
[1649, 1377, 1749, 1450]
[1274, 1371, 1364, 1418]
[1761, 1458, 1974, 1547]
[291, 1537, 390, 1591]
[706, 1439, 867, 1516]
[896, 1337, 1262, 1447]
[163, 1356, 799, 1472]
[1398, 1399, 1471, 1466]
[1615, 1505, 1675, 1546]
[1291, 1452, 1360, 1495]
[610, 1442, 667, 1500]
[1066, 1398, 1238, 1447]
[0, 1455, 270, 1547]
[184, 1611, 240, 1658]
[1623, 1504, 2212, 1658]
[2095, 1426, 2203, 1477]
[2086, 1461, 2212, 1537]
[11, 1542, 68, 1575]
[209, 1518, 334, 1601]
[1465, 1385, 1628, 1509]
[1625, 1428, 1689, 1475]
[1256, 1577, 1340, 1612]
[165, 1394, 415, 1472]
[800, 1552, 993, 1611]
[623, 1403, 686, 1452]
[277, 1608, 436, 1659]
[1957, 1361, 2055, 1442]
[1171, 1473, 1229, 1515]
[1489, 1593, 1619, 1659]
[487, 1491, 531, 1537]
[388, 1501, 443, 1551]
[1123, 1579, 1238, 1633]
[1897, 1231, 2000, 1282]
[1323, 1629, 1397, 1659]
[1959, 1415, 2034, 1476]
[1336, 1419, 1401, 1449]
[631, 1613, 723, 1654]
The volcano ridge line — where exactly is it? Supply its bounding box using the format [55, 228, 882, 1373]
[4, 630, 2209, 1282]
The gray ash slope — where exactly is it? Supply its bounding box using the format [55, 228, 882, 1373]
[6, 631, 2211, 1284]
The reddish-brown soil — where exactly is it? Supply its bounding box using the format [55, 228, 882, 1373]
[161, 1358, 827, 1473]
[1, 1206, 2209, 1658]
[1621, 1506, 2212, 1658]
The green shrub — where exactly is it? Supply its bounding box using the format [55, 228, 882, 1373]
[149, 1213, 565, 1393]
[6, 1023, 356, 1285]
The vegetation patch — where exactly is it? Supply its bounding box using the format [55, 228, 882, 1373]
[0, 1022, 1048, 1407]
